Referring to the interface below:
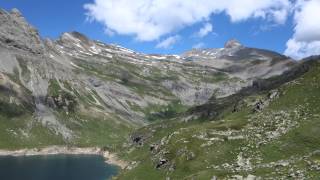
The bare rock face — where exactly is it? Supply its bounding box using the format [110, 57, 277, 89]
[224, 39, 243, 49]
[0, 8, 44, 54]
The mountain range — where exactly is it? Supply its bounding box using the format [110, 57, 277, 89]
[1, 8, 320, 179]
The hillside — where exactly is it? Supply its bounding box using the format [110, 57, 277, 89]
[117, 57, 320, 179]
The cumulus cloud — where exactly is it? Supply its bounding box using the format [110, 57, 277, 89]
[156, 35, 180, 49]
[84, 0, 291, 41]
[285, 39, 320, 59]
[195, 23, 213, 38]
[284, 0, 320, 59]
[223, 0, 291, 24]
[293, 0, 320, 42]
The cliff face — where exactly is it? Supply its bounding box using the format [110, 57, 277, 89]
[0, 8, 44, 54]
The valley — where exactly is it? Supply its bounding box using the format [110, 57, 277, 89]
[0, 8, 319, 179]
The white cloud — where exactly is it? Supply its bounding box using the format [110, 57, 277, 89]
[196, 23, 213, 38]
[293, 0, 320, 42]
[285, 39, 320, 60]
[192, 42, 206, 49]
[156, 35, 180, 49]
[272, 8, 290, 24]
[223, 0, 291, 24]
[84, 0, 291, 41]
[284, 0, 320, 59]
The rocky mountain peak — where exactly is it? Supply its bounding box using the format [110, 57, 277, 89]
[0, 8, 44, 54]
[60, 31, 89, 42]
[224, 39, 243, 49]
[10, 8, 22, 17]
[58, 31, 92, 48]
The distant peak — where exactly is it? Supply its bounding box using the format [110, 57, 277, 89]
[10, 8, 22, 17]
[69, 31, 88, 40]
[224, 39, 242, 49]
[60, 31, 90, 44]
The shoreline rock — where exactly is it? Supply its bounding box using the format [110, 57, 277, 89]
[0, 146, 128, 169]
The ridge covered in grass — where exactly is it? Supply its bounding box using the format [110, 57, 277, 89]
[117, 58, 320, 179]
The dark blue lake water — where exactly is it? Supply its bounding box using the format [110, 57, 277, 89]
[0, 155, 118, 180]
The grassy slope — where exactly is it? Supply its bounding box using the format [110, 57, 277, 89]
[0, 110, 133, 150]
[117, 60, 320, 179]
[0, 92, 65, 149]
[0, 114, 66, 150]
[1, 54, 319, 179]
[0, 77, 134, 150]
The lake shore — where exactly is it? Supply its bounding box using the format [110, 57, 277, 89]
[0, 146, 128, 169]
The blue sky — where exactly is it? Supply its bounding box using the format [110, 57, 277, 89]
[1, 0, 319, 59]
